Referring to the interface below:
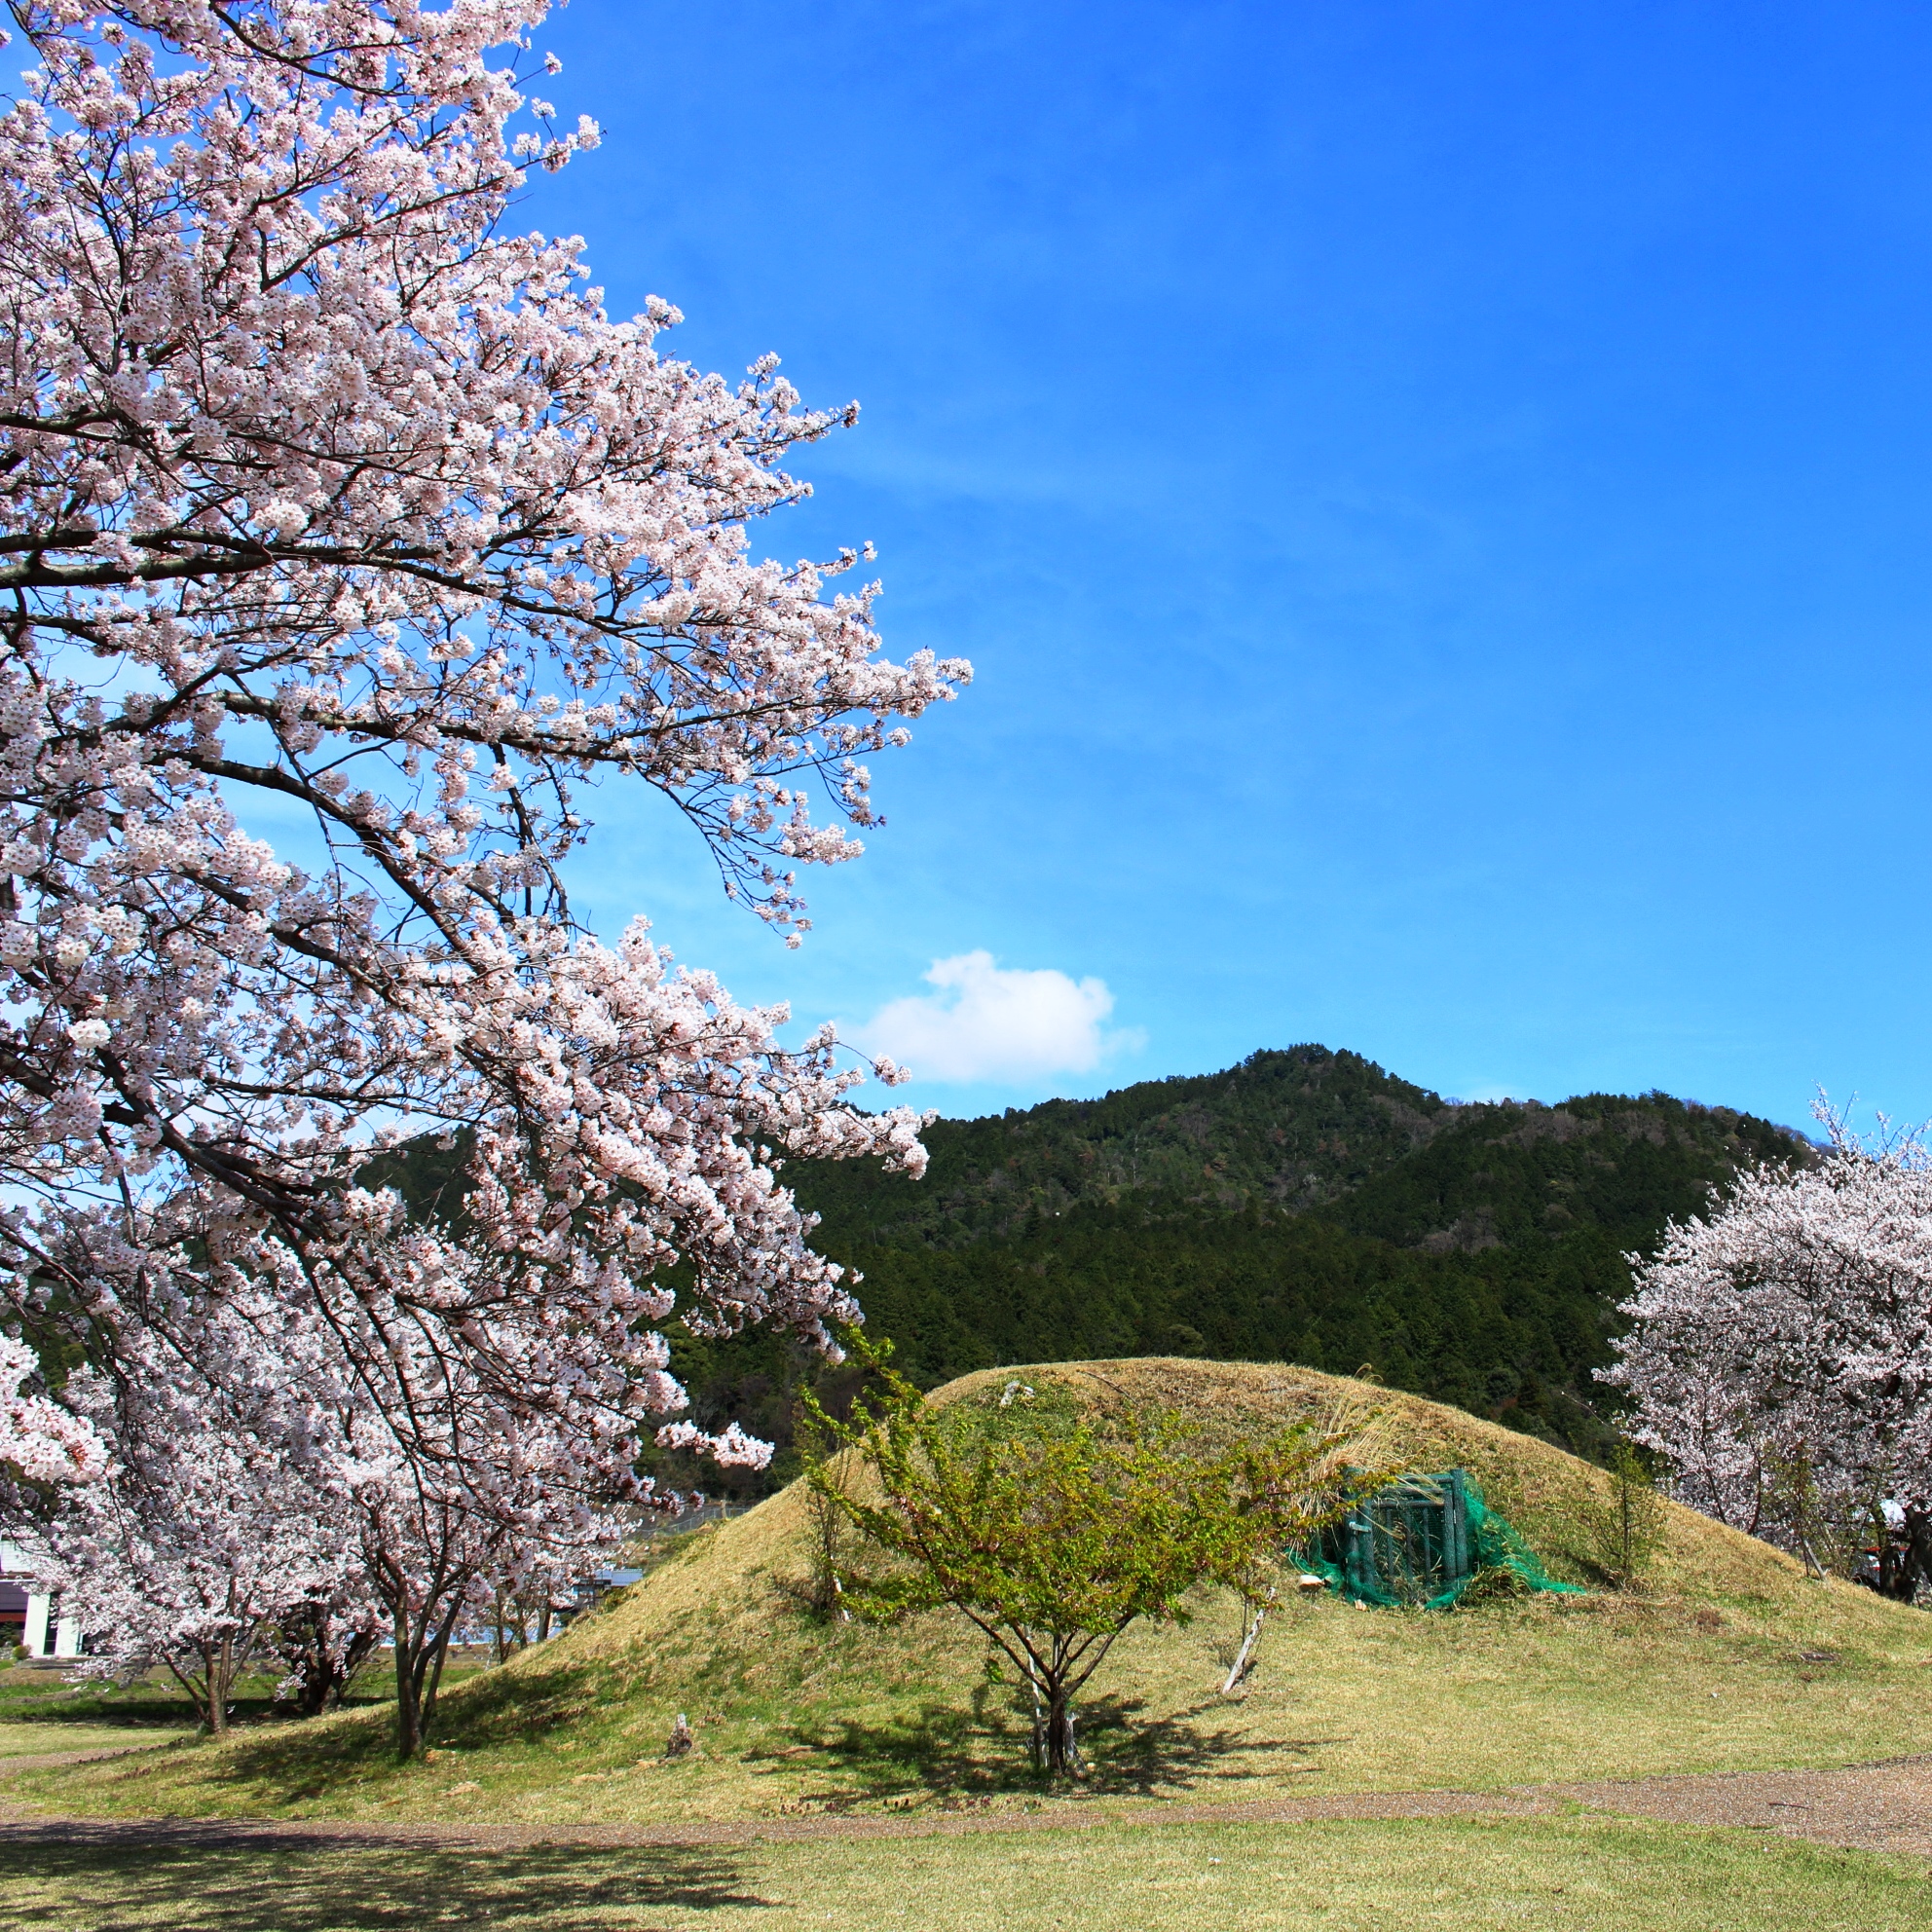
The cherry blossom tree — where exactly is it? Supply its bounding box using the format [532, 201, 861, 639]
[40, 1168, 781, 1753]
[1, 1331, 105, 1493]
[35, 1305, 363, 1731]
[1607, 1116, 1932, 1594]
[266, 1596, 384, 1718]
[0, 0, 966, 1745]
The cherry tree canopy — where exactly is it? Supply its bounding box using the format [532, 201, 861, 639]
[1608, 1120, 1932, 1564]
[1, 1330, 104, 1487]
[35, 1298, 366, 1730]
[33, 1257, 670, 1748]
[0, 0, 964, 1471]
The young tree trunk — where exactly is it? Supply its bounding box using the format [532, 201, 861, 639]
[173, 1631, 242, 1735]
[383, 1563, 472, 1758]
[1007, 1626, 1119, 1778]
[184, 1646, 223, 1734]
[216, 1632, 235, 1733]
[392, 1607, 427, 1762]
[1043, 1688, 1079, 1776]
[390, 1601, 461, 1759]
[417, 1596, 464, 1742]
[201, 1646, 227, 1736]
[1222, 1584, 1276, 1694]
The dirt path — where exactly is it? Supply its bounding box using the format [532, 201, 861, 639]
[3, 1752, 1930, 1859]
[1553, 1757, 1932, 1860]
[0, 1740, 174, 1779]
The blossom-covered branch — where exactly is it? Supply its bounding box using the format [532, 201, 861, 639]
[0, 1, 965, 1748]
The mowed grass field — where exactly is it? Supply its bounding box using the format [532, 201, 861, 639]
[1, 1815, 1928, 1932]
[0, 1653, 502, 1765]
[11, 1360, 1931, 1833]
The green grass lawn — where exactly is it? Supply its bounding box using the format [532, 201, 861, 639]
[0, 1814, 1925, 1931]
[0, 1654, 502, 1768]
[27, 1576, 1924, 1829]
[6, 1362, 1930, 1932]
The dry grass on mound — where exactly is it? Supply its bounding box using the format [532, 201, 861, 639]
[13, 1360, 1932, 1829]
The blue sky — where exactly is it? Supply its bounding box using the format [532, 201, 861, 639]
[511, 0, 1932, 1132]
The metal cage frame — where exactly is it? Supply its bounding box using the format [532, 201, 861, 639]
[1323, 1468, 1474, 1605]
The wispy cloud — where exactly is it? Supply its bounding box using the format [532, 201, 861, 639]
[850, 951, 1134, 1084]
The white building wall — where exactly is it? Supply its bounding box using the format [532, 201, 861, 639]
[2, 1538, 60, 1659]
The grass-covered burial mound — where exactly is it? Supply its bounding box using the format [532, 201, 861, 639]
[15, 1359, 1932, 1829]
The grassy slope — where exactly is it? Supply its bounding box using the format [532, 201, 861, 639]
[13, 1360, 1932, 1828]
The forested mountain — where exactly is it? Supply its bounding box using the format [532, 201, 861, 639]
[378, 1045, 1809, 1484]
[674, 1048, 1808, 1477]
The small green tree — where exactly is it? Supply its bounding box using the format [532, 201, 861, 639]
[804, 1343, 1364, 1776]
[782, 1400, 861, 1621]
[1757, 1444, 1883, 1582]
[1581, 1441, 1668, 1587]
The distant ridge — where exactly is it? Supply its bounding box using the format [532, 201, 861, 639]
[670, 1048, 1807, 1476]
[797, 1046, 1804, 1243]
[379, 1045, 1809, 1483]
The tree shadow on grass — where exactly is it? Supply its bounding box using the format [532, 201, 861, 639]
[26, 1661, 629, 1823]
[1077, 1693, 1348, 1795]
[763, 1682, 1342, 1807]
[55, 1660, 623, 1809]
[0, 1706, 201, 1735]
[762, 1701, 1026, 1809]
[1, 1659, 500, 1745]
[0, 1831, 774, 1929]
[0, 1687, 202, 1733]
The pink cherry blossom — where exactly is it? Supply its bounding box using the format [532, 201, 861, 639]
[1608, 1107, 1932, 1575]
[0, 1, 961, 1751]
[0, 1332, 106, 1489]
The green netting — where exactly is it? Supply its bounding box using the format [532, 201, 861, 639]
[1298, 1468, 1584, 1609]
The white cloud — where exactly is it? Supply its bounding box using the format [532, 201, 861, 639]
[851, 951, 1129, 1085]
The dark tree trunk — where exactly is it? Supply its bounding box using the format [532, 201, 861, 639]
[171, 1632, 242, 1735]
[392, 1607, 427, 1761]
[390, 1595, 464, 1760]
[1902, 1504, 1932, 1600]
[1042, 1690, 1079, 1776]
[183, 1650, 221, 1734]
[272, 1606, 380, 1717]
[1005, 1625, 1119, 1780]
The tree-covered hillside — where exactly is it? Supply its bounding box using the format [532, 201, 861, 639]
[747, 1049, 1806, 1466]
[377, 1046, 1809, 1483]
